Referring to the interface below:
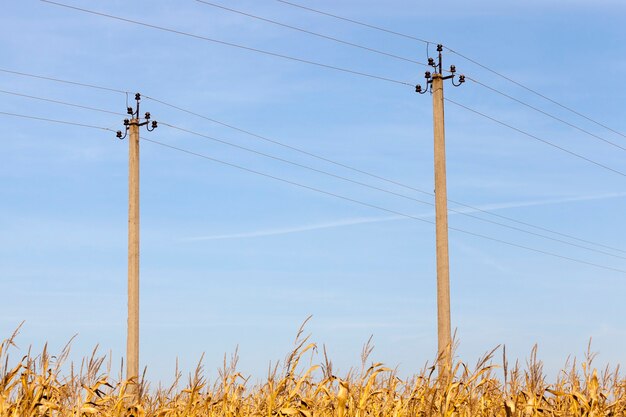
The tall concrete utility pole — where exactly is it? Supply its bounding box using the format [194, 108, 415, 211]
[416, 44, 465, 376]
[116, 93, 158, 397]
[127, 111, 140, 388]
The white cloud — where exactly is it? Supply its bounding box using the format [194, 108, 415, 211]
[181, 214, 402, 241]
[181, 191, 626, 241]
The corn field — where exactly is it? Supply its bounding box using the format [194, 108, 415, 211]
[1, 325, 624, 417]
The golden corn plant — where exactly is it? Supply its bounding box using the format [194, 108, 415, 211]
[1, 326, 625, 417]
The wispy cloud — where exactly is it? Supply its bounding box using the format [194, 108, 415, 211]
[181, 191, 626, 242]
[464, 192, 626, 212]
[182, 215, 402, 242]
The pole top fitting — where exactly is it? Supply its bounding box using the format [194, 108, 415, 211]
[116, 92, 158, 139]
[416, 46, 465, 97]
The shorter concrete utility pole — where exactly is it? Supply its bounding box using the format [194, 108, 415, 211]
[116, 93, 158, 398]
[416, 44, 465, 377]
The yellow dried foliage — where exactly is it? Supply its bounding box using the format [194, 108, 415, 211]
[1, 327, 624, 417]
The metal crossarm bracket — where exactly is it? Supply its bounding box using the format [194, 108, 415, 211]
[116, 93, 158, 139]
[415, 44, 465, 94]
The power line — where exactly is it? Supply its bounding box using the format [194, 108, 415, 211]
[445, 98, 626, 178]
[443, 46, 626, 140]
[144, 94, 626, 256]
[4, 81, 623, 258]
[0, 68, 127, 94]
[2, 68, 622, 255]
[455, 197, 626, 255]
[141, 136, 626, 275]
[161, 122, 626, 261]
[274, 0, 626, 140]
[40, 0, 413, 87]
[3, 104, 623, 273]
[275, 0, 433, 45]
[0, 89, 125, 116]
[161, 122, 429, 205]
[0, 111, 116, 132]
[6, 26, 622, 163]
[195, 0, 428, 67]
[466, 77, 626, 152]
[197, 0, 626, 154]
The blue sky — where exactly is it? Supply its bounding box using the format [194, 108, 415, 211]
[1, 0, 625, 383]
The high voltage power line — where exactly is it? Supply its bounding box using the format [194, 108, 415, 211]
[149, 93, 626, 255]
[147, 94, 625, 180]
[445, 98, 626, 178]
[39, 0, 413, 87]
[38, 0, 626, 155]
[28, 1, 626, 239]
[274, 0, 434, 45]
[4, 111, 626, 281]
[0, 110, 116, 132]
[34, 2, 626, 177]
[162, 121, 626, 261]
[1, 69, 623, 256]
[465, 77, 626, 152]
[0, 68, 128, 94]
[0, 89, 125, 116]
[272, 0, 626, 141]
[2, 104, 625, 274]
[191, 0, 626, 153]
[142, 96, 626, 255]
[140, 134, 626, 275]
[10, 2, 626, 260]
[446, 46, 626, 140]
[194, 0, 427, 67]
[47, 0, 621, 163]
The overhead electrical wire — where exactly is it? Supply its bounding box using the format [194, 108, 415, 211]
[3, 4, 622, 276]
[161, 121, 626, 261]
[0, 68, 128, 94]
[466, 77, 626, 152]
[444, 46, 626, 140]
[3, 80, 624, 258]
[445, 98, 626, 178]
[0, 89, 125, 116]
[160, 122, 431, 206]
[2, 101, 623, 274]
[0, 111, 116, 132]
[145, 95, 626, 255]
[192, 1, 626, 155]
[274, 0, 626, 140]
[194, 0, 428, 67]
[39, 0, 413, 87]
[142, 136, 626, 275]
[1, 67, 622, 255]
[274, 0, 434, 45]
[38, 1, 626, 154]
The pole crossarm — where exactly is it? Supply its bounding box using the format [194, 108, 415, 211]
[414, 44, 463, 378]
[416, 44, 465, 94]
[117, 93, 158, 140]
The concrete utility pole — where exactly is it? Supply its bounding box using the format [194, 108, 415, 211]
[116, 93, 158, 397]
[127, 115, 140, 389]
[416, 44, 465, 377]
